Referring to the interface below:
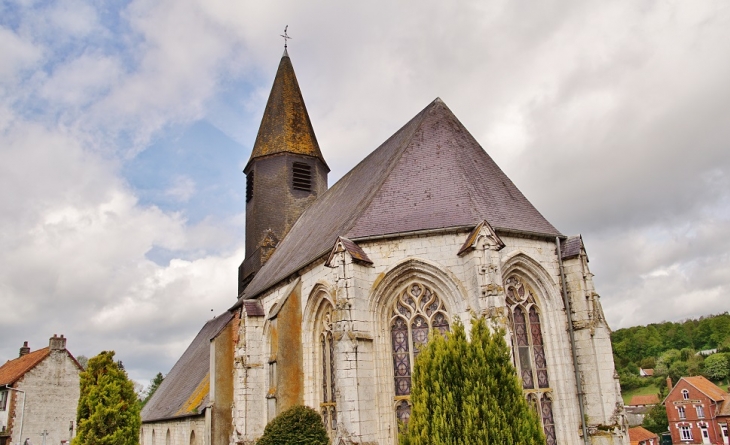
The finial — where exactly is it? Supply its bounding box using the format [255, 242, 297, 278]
[280, 25, 292, 49]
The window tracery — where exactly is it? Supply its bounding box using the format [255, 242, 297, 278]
[390, 283, 449, 428]
[318, 303, 337, 434]
[505, 276, 556, 445]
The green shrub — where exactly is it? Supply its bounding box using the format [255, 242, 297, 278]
[257, 405, 329, 445]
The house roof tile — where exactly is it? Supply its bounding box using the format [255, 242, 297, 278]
[682, 375, 727, 402]
[0, 348, 51, 386]
[629, 394, 660, 406]
[629, 426, 658, 444]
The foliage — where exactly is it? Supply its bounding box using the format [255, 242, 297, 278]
[703, 353, 729, 381]
[642, 401, 669, 434]
[141, 372, 164, 407]
[73, 351, 141, 445]
[611, 312, 730, 370]
[257, 405, 329, 445]
[76, 355, 88, 370]
[400, 316, 544, 445]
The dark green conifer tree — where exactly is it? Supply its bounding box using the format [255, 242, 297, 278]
[73, 351, 141, 445]
[402, 316, 545, 445]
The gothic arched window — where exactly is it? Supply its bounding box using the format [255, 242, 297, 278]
[390, 283, 449, 428]
[505, 276, 556, 445]
[318, 302, 337, 434]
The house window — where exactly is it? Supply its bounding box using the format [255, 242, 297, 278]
[696, 405, 704, 418]
[679, 425, 692, 441]
[506, 276, 556, 445]
[318, 303, 337, 434]
[0, 390, 7, 411]
[678, 406, 686, 419]
[292, 162, 312, 191]
[390, 283, 449, 429]
[682, 389, 689, 400]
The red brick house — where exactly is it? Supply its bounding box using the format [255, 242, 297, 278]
[664, 376, 730, 444]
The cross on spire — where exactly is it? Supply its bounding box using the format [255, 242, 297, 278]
[280, 25, 292, 49]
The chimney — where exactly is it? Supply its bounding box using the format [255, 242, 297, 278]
[49, 334, 67, 351]
[666, 377, 673, 391]
[19, 341, 30, 357]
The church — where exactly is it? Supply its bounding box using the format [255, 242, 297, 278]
[141, 49, 630, 445]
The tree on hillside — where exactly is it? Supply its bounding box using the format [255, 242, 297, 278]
[703, 353, 729, 381]
[401, 316, 544, 445]
[257, 405, 328, 445]
[73, 351, 141, 445]
[141, 372, 164, 407]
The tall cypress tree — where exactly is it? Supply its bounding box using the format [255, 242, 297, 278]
[73, 351, 141, 445]
[402, 316, 545, 445]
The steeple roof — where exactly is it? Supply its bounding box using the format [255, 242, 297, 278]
[240, 98, 561, 300]
[246, 51, 327, 171]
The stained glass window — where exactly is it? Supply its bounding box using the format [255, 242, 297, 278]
[505, 276, 556, 445]
[390, 283, 449, 427]
[319, 304, 337, 434]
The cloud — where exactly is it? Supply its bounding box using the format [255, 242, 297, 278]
[1, 0, 729, 385]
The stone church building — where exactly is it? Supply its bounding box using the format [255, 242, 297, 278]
[142, 49, 629, 445]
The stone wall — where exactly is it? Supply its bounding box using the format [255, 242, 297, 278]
[232, 229, 629, 445]
[141, 415, 206, 445]
[11, 350, 80, 445]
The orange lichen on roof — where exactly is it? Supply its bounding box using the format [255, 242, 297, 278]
[176, 372, 210, 416]
[629, 394, 660, 406]
[684, 375, 727, 401]
[246, 52, 326, 169]
[0, 348, 51, 385]
[629, 426, 658, 445]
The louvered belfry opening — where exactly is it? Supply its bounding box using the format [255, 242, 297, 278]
[246, 171, 254, 203]
[292, 162, 312, 191]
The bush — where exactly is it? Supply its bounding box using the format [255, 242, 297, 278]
[257, 405, 329, 445]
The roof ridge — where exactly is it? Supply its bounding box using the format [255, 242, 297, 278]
[241, 100, 438, 299]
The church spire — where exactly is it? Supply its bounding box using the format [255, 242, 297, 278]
[239, 49, 329, 294]
[245, 50, 328, 171]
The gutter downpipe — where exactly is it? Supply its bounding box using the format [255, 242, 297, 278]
[556, 237, 590, 445]
[5, 386, 26, 445]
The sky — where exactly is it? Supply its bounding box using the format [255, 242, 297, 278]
[1, 0, 729, 387]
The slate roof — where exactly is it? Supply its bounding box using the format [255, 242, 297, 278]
[560, 235, 583, 260]
[141, 312, 234, 422]
[240, 98, 561, 300]
[245, 50, 327, 171]
[0, 348, 51, 386]
[628, 426, 658, 445]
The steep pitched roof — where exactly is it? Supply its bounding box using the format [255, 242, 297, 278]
[245, 50, 327, 171]
[241, 98, 561, 299]
[0, 348, 51, 386]
[681, 376, 727, 402]
[141, 312, 234, 422]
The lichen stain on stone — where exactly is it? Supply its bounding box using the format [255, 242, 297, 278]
[276, 282, 304, 414]
[371, 272, 386, 294]
[177, 373, 209, 415]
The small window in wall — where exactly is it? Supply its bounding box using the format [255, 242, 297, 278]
[267, 358, 277, 421]
[682, 389, 689, 400]
[292, 162, 312, 191]
[679, 426, 692, 441]
[678, 406, 686, 419]
[246, 171, 254, 203]
[0, 390, 7, 411]
[696, 405, 705, 418]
